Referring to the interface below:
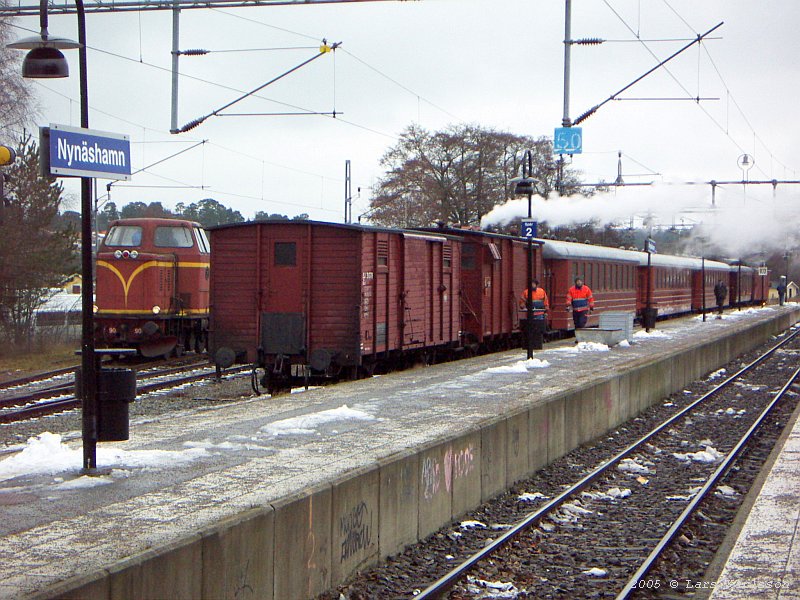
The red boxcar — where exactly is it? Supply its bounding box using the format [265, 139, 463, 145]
[419, 227, 543, 348]
[209, 221, 461, 392]
[95, 218, 211, 357]
[542, 240, 639, 331]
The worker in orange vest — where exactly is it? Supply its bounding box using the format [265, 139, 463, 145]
[520, 279, 549, 349]
[566, 277, 594, 329]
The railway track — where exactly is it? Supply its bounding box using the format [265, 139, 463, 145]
[409, 328, 800, 599]
[0, 361, 248, 424]
[313, 327, 800, 599]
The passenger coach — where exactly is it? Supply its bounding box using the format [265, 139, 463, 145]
[542, 239, 639, 331]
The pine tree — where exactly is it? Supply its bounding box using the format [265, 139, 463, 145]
[0, 136, 77, 348]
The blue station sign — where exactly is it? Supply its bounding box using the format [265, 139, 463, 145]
[553, 126, 583, 155]
[520, 219, 538, 239]
[48, 124, 131, 180]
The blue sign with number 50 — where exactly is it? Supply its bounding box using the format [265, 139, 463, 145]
[553, 127, 582, 155]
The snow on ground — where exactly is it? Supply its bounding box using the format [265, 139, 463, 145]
[716, 485, 738, 497]
[633, 328, 672, 339]
[672, 445, 724, 464]
[618, 458, 651, 474]
[666, 486, 702, 501]
[485, 358, 550, 374]
[582, 487, 631, 501]
[466, 576, 523, 599]
[460, 520, 487, 529]
[707, 368, 727, 380]
[0, 432, 209, 482]
[549, 341, 610, 353]
[259, 404, 375, 436]
[583, 568, 608, 577]
[518, 491, 549, 502]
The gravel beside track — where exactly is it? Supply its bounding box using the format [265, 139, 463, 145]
[0, 367, 254, 450]
[318, 328, 800, 600]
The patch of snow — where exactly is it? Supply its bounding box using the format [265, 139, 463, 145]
[673, 446, 724, 464]
[0, 432, 209, 482]
[716, 485, 738, 497]
[618, 458, 651, 474]
[617, 339, 630, 348]
[583, 568, 607, 577]
[666, 486, 703, 501]
[54, 475, 114, 490]
[460, 520, 487, 529]
[465, 576, 523, 599]
[518, 492, 549, 502]
[633, 329, 671, 339]
[606, 487, 631, 499]
[259, 404, 375, 437]
[561, 502, 593, 516]
[485, 358, 551, 374]
[707, 368, 727, 380]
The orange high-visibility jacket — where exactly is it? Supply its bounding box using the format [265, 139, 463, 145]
[521, 287, 549, 314]
[566, 285, 594, 312]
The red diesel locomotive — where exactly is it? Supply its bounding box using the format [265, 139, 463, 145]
[94, 218, 211, 357]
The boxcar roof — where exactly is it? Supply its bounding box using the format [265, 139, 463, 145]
[541, 239, 640, 263]
[209, 219, 465, 241]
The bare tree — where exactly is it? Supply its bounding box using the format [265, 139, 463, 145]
[367, 124, 587, 228]
[0, 15, 35, 135]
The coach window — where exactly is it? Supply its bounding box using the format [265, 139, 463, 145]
[155, 226, 194, 248]
[105, 225, 143, 247]
[274, 242, 296, 266]
[193, 228, 210, 254]
[443, 244, 452, 269]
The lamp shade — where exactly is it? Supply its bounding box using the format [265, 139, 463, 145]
[22, 47, 69, 78]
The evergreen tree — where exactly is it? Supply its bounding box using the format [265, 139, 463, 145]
[0, 136, 77, 348]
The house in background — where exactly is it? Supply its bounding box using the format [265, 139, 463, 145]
[769, 280, 799, 302]
[61, 274, 82, 295]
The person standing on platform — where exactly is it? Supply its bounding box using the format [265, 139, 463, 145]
[520, 279, 549, 350]
[713, 280, 728, 318]
[566, 277, 594, 329]
[777, 276, 787, 306]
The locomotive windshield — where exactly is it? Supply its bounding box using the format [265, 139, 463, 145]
[154, 226, 194, 248]
[105, 225, 143, 247]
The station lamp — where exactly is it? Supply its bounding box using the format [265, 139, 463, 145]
[6, 8, 80, 79]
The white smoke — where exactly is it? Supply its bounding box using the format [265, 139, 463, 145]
[480, 182, 800, 259]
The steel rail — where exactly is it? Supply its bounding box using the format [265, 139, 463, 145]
[0, 366, 77, 391]
[0, 365, 248, 424]
[616, 362, 800, 598]
[414, 327, 800, 599]
[0, 359, 210, 410]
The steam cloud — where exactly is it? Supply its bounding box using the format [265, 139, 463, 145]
[480, 183, 800, 259]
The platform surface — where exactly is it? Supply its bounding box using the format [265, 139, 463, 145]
[0, 305, 794, 599]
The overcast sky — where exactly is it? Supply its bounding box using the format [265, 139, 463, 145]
[5, 0, 800, 230]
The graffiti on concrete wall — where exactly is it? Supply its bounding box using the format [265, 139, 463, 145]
[339, 500, 373, 562]
[422, 443, 476, 501]
[421, 456, 441, 500]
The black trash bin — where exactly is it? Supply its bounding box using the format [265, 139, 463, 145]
[75, 368, 136, 441]
[642, 307, 658, 330]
